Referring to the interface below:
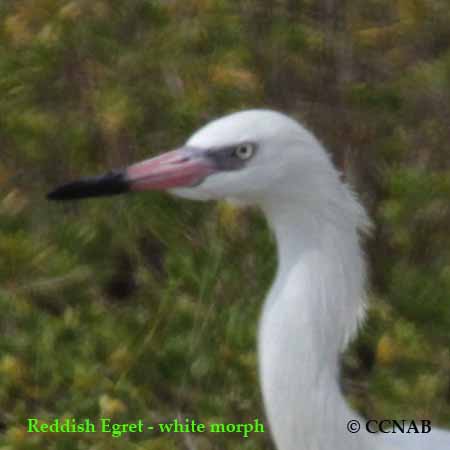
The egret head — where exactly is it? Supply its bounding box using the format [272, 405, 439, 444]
[47, 109, 335, 208]
[170, 110, 333, 205]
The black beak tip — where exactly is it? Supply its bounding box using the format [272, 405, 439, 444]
[46, 171, 129, 201]
[46, 189, 60, 201]
[46, 186, 71, 201]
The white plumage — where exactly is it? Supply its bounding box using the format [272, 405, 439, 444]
[171, 110, 450, 450]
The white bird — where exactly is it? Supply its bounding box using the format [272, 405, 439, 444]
[48, 110, 450, 450]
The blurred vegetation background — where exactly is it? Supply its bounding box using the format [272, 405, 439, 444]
[1, 0, 450, 449]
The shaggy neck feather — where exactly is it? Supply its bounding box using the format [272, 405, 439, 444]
[257, 182, 375, 450]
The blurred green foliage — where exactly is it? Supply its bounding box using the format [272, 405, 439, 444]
[1, 0, 450, 449]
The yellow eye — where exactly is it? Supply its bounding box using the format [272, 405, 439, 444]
[234, 143, 255, 160]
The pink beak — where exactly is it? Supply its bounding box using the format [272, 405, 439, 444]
[47, 147, 217, 201]
[126, 147, 216, 191]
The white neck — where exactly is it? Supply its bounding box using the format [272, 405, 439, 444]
[257, 184, 375, 450]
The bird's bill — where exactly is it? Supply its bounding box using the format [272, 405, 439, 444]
[47, 147, 216, 201]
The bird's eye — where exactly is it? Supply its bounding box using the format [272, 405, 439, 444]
[234, 143, 255, 161]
